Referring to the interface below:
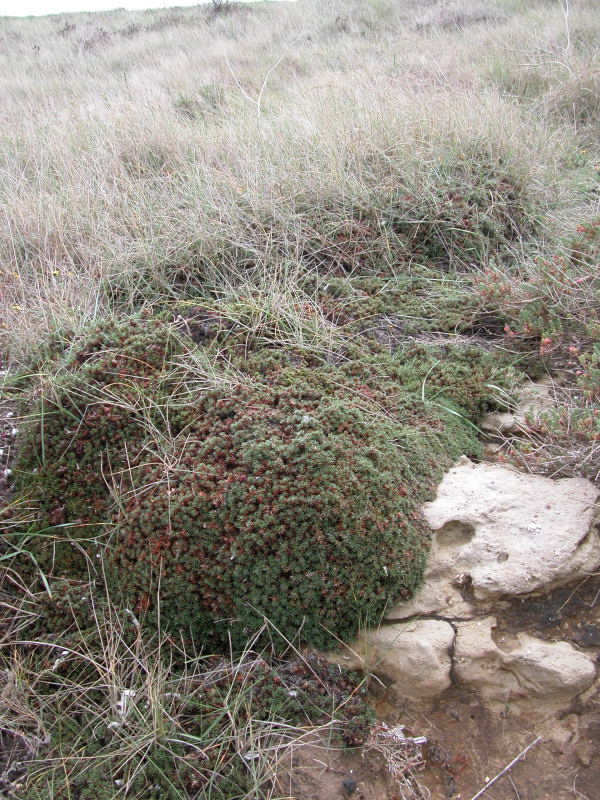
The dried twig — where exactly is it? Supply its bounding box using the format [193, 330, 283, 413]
[468, 737, 542, 800]
[225, 28, 304, 120]
[363, 723, 429, 800]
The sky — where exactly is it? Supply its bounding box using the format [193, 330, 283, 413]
[0, 0, 293, 16]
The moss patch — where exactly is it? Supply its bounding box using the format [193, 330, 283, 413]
[10, 304, 516, 651]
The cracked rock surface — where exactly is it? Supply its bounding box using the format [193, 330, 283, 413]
[385, 456, 599, 622]
[454, 616, 596, 710]
[328, 450, 599, 714]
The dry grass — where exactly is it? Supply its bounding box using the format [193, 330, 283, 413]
[0, 0, 598, 361]
[0, 568, 360, 799]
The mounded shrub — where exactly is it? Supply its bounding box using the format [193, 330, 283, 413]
[13, 312, 186, 574]
[13, 311, 490, 650]
[114, 382, 445, 648]
[109, 346, 482, 646]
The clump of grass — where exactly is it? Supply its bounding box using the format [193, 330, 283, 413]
[0, 575, 373, 800]
[474, 218, 600, 351]
[474, 218, 600, 483]
[505, 402, 600, 482]
[543, 70, 600, 129]
[485, 1, 600, 136]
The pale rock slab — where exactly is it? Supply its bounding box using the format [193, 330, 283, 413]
[453, 617, 504, 690]
[454, 617, 596, 708]
[509, 634, 596, 698]
[385, 457, 599, 621]
[480, 376, 556, 436]
[385, 578, 473, 621]
[328, 620, 455, 700]
[479, 410, 515, 435]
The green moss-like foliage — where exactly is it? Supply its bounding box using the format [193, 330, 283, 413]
[113, 379, 470, 648]
[298, 153, 540, 277]
[13, 313, 185, 574]
[110, 311, 493, 647]
[383, 152, 540, 270]
[12, 309, 498, 650]
[316, 272, 485, 336]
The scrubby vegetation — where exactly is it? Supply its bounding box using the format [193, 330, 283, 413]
[7, 596, 374, 800]
[476, 217, 600, 478]
[0, 0, 599, 797]
[12, 309, 495, 650]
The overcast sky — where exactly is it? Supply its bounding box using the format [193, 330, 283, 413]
[1, 0, 293, 16]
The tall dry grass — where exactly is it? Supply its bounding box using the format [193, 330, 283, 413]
[0, 0, 598, 362]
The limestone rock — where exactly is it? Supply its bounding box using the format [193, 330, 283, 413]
[480, 377, 556, 436]
[384, 578, 474, 621]
[479, 410, 515, 435]
[385, 457, 599, 621]
[328, 620, 455, 700]
[453, 617, 504, 691]
[454, 617, 596, 707]
[516, 377, 556, 417]
[509, 633, 596, 697]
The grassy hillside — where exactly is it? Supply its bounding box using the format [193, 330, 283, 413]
[0, 1, 598, 798]
[0, 0, 598, 357]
